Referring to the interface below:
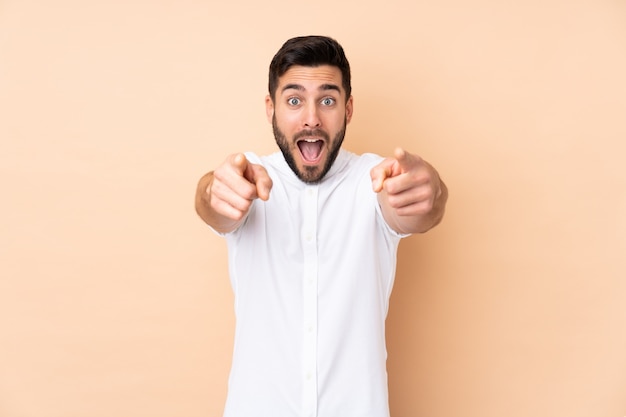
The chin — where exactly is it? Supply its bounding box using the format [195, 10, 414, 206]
[296, 161, 329, 184]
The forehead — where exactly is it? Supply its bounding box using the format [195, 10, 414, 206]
[277, 65, 344, 94]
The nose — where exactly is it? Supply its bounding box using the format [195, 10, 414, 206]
[303, 102, 321, 128]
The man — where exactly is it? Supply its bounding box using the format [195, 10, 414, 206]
[195, 35, 447, 417]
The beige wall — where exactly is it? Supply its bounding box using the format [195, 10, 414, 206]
[1, 1, 625, 416]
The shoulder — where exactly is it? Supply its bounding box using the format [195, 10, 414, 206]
[244, 151, 292, 175]
[243, 151, 262, 164]
[334, 150, 383, 177]
[355, 152, 384, 168]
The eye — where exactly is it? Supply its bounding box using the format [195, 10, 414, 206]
[321, 97, 335, 106]
[287, 97, 301, 106]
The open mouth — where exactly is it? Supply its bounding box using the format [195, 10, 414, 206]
[297, 139, 325, 164]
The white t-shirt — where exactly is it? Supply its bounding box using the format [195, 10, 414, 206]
[221, 149, 406, 417]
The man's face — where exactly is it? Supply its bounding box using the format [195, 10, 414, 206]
[266, 65, 353, 183]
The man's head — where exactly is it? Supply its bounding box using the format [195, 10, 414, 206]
[265, 36, 353, 184]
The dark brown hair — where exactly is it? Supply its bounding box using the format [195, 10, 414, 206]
[268, 35, 352, 101]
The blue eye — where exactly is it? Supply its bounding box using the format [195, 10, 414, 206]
[288, 97, 301, 106]
[321, 97, 335, 106]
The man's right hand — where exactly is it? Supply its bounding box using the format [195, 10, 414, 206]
[195, 153, 273, 233]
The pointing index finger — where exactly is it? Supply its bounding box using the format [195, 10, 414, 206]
[232, 153, 249, 174]
[393, 147, 414, 172]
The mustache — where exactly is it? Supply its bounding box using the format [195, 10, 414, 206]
[293, 129, 330, 142]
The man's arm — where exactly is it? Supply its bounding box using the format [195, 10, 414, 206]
[370, 148, 448, 235]
[195, 153, 273, 234]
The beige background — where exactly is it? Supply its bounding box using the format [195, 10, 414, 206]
[1, 0, 625, 416]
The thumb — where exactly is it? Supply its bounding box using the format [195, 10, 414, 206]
[249, 164, 273, 201]
[370, 158, 396, 193]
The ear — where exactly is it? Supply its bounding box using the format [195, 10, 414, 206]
[265, 95, 274, 123]
[345, 95, 354, 124]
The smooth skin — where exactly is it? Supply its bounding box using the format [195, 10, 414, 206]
[195, 65, 447, 235]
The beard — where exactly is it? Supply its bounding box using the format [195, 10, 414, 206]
[272, 115, 347, 184]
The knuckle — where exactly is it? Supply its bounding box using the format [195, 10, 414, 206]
[230, 208, 247, 222]
[231, 195, 252, 211]
[382, 179, 396, 194]
[387, 194, 402, 209]
[240, 186, 257, 200]
[213, 168, 228, 183]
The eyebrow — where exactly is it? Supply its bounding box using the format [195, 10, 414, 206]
[281, 83, 341, 94]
